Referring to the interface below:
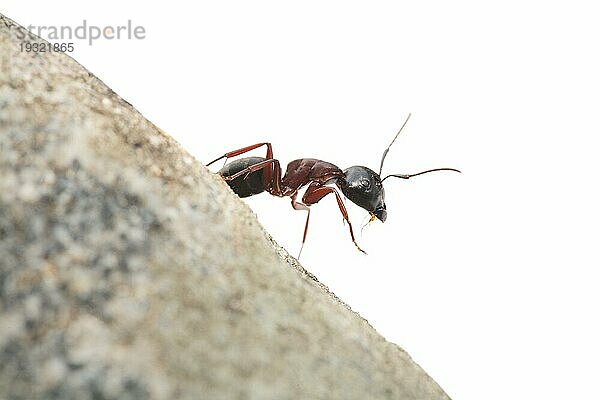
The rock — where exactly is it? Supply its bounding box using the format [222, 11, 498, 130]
[0, 13, 451, 400]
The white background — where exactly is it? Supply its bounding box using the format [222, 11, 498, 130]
[4, 1, 600, 398]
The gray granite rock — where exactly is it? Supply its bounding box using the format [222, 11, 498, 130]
[0, 13, 451, 400]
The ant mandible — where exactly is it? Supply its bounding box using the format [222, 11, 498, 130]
[206, 114, 460, 257]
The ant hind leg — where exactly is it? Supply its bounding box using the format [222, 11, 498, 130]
[206, 142, 274, 167]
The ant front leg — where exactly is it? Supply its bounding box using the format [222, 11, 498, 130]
[302, 182, 367, 254]
[206, 143, 274, 167]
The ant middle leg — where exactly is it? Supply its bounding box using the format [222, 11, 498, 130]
[289, 193, 311, 258]
[222, 158, 284, 196]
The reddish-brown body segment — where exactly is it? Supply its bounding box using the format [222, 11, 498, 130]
[281, 158, 345, 197]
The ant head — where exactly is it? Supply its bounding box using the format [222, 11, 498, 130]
[338, 113, 461, 224]
[337, 166, 387, 222]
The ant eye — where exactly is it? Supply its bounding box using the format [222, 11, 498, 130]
[360, 178, 371, 190]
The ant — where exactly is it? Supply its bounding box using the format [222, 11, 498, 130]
[206, 114, 460, 257]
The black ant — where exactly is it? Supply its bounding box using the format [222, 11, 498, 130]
[206, 114, 460, 256]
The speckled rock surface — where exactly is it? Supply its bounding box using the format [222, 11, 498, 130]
[0, 14, 451, 400]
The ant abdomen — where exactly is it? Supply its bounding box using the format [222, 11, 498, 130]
[219, 157, 266, 198]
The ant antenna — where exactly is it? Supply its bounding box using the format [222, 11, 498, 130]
[379, 113, 412, 176]
[381, 168, 461, 182]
